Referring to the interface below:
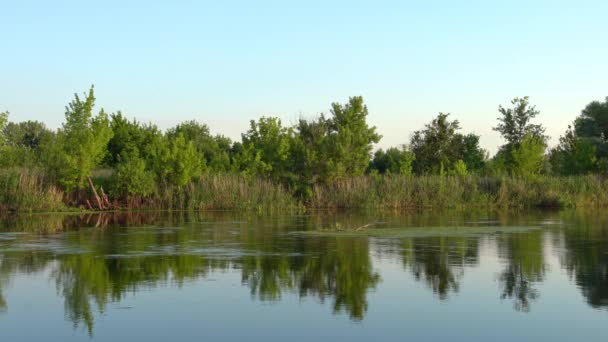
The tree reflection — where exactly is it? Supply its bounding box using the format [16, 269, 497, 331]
[558, 211, 608, 310]
[400, 236, 478, 299]
[241, 236, 380, 320]
[0, 212, 380, 334]
[497, 232, 546, 312]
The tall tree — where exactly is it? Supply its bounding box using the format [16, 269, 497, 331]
[410, 113, 484, 174]
[494, 97, 545, 145]
[325, 96, 381, 179]
[166, 120, 232, 172]
[237, 117, 293, 182]
[42, 86, 113, 191]
[493, 97, 546, 176]
[369, 146, 415, 175]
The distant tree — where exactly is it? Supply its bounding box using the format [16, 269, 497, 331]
[573, 97, 608, 144]
[510, 133, 546, 178]
[454, 133, 487, 172]
[105, 112, 144, 166]
[411, 113, 461, 174]
[0, 111, 8, 145]
[290, 115, 332, 197]
[493, 97, 546, 176]
[325, 96, 381, 179]
[0, 120, 53, 167]
[550, 126, 598, 175]
[369, 146, 415, 176]
[151, 133, 203, 187]
[237, 117, 293, 182]
[42, 86, 113, 191]
[411, 113, 484, 174]
[2, 120, 52, 150]
[166, 120, 232, 173]
[494, 97, 546, 145]
[572, 97, 608, 172]
[112, 149, 156, 198]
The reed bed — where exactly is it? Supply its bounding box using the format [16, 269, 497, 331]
[157, 174, 302, 212]
[2, 170, 608, 212]
[0, 169, 65, 212]
[309, 175, 608, 210]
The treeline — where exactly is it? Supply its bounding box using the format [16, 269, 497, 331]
[0, 86, 607, 210]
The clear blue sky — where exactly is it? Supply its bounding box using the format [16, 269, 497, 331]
[1, 0, 607, 153]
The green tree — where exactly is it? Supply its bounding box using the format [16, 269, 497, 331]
[105, 112, 145, 166]
[151, 133, 203, 187]
[166, 120, 232, 172]
[494, 96, 545, 145]
[451, 159, 468, 176]
[237, 117, 293, 182]
[455, 133, 486, 172]
[510, 133, 546, 178]
[289, 116, 332, 197]
[0, 111, 8, 143]
[552, 97, 608, 175]
[0, 119, 54, 167]
[493, 97, 547, 176]
[325, 96, 381, 179]
[369, 146, 415, 175]
[112, 149, 156, 198]
[550, 125, 598, 175]
[411, 113, 484, 174]
[42, 86, 113, 191]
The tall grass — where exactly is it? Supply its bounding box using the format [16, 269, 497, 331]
[2, 170, 608, 212]
[156, 174, 303, 212]
[0, 169, 65, 212]
[309, 175, 608, 210]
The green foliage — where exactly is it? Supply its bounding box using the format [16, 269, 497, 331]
[3, 120, 52, 150]
[552, 98, 608, 175]
[493, 97, 547, 176]
[369, 146, 415, 176]
[550, 126, 598, 175]
[237, 117, 292, 182]
[411, 113, 485, 174]
[42, 86, 113, 191]
[154, 133, 203, 187]
[0, 111, 8, 146]
[0, 169, 65, 211]
[0, 119, 54, 167]
[289, 116, 332, 197]
[4, 88, 608, 211]
[456, 133, 487, 172]
[105, 112, 145, 166]
[510, 133, 546, 179]
[166, 120, 232, 172]
[310, 174, 608, 210]
[112, 150, 156, 197]
[452, 160, 468, 176]
[494, 96, 546, 145]
[325, 96, 381, 179]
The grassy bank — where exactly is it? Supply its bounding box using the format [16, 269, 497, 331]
[0, 169, 65, 212]
[309, 175, 608, 209]
[1, 170, 608, 212]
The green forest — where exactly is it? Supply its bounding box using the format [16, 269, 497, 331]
[1, 86, 608, 211]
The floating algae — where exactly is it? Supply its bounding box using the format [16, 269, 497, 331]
[293, 225, 543, 238]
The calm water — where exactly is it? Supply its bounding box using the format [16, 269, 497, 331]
[0, 210, 607, 341]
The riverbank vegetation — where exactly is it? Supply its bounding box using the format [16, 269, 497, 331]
[1, 87, 607, 211]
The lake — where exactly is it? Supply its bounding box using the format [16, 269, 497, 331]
[0, 210, 607, 341]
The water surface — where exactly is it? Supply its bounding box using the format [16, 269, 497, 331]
[0, 210, 606, 341]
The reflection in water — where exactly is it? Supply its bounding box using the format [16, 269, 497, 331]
[0, 210, 607, 336]
[497, 232, 546, 312]
[400, 236, 478, 299]
[558, 211, 608, 310]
